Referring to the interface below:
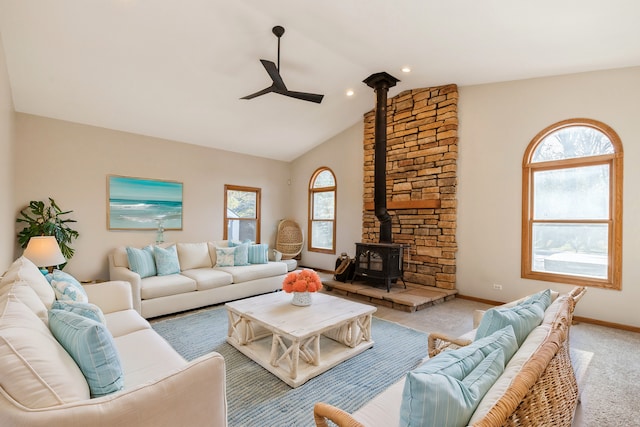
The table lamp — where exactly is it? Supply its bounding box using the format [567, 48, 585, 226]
[23, 236, 66, 273]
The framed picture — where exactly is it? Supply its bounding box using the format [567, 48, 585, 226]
[107, 175, 183, 230]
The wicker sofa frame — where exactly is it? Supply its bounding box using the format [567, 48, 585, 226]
[314, 286, 586, 427]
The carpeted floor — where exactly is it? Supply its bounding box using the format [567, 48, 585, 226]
[152, 305, 428, 427]
[151, 293, 640, 427]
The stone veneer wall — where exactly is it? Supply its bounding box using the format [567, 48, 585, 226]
[362, 84, 458, 290]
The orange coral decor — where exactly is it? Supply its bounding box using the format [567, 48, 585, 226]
[282, 269, 323, 293]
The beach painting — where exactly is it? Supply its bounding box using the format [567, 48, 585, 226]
[108, 175, 183, 230]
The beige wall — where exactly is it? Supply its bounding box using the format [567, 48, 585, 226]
[289, 121, 364, 271]
[6, 49, 639, 327]
[13, 114, 290, 280]
[457, 66, 640, 328]
[0, 35, 15, 270]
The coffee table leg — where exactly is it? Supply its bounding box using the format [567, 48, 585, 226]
[299, 335, 320, 366]
[270, 334, 307, 380]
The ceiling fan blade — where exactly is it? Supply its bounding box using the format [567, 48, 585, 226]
[260, 60, 287, 90]
[240, 85, 275, 100]
[283, 90, 324, 104]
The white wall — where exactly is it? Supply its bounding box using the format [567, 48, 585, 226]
[289, 121, 364, 271]
[457, 66, 640, 328]
[0, 34, 15, 269]
[13, 114, 290, 280]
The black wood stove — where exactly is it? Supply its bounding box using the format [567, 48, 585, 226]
[353, 242, 406, 292]
[353, 72, 408, 292]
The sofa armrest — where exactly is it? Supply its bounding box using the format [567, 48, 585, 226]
[0, 352, 227, 427]
[106, 265, 142, 314]
[314, 402, 364, 427]
[83, 281, 135, 314]
[427, 332, 472, 358]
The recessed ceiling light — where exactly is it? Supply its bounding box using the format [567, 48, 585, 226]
[346, 89, 355, 97]
[401, 66, 411, 73]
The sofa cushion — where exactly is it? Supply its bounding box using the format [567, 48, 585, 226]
[248, 243, 269, 264]
[0, 256, 55, 308]
[125, 246, 157, 278]
[475, 301, 544, 346]
[400, 348, 505, 427]
[0, 294, 90, 408]
[140, 274, 197, 299]
[103, 309, 152, 338]
[113, 328, 186, 388]
[52, 300, 107, 324]
[4, 280, 49, 323]
[180, 268, 233, 290]
[48, 309, 124, 397]
[215, 247, 235, 267]
[177, 242, 213, 270]
[154, 244, 181, 275]
[215, 262, 288, 283]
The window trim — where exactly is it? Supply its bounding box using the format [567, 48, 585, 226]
[223, 184, 261, 243]
[308, 167, 337, 254]
[521, 118, 623, 290]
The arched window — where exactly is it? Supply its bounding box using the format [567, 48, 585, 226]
[308, 167, 336, 254]
[522, 118, 623, 289]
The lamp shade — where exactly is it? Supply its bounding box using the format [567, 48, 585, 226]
[23, 236, 66, 268]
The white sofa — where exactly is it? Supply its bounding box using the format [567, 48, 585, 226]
[314, 287, 587, 427]
[109, 241, 294, 319]
[0, 256, 227, 427]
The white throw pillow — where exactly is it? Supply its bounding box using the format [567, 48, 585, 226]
[5, 280, 49, 323]
[0, 294, 90, 408]
[177, 242, 213, 270]
[0, 256, 55, 308]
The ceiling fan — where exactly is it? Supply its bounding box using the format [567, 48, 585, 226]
[241, 26, 324, 104]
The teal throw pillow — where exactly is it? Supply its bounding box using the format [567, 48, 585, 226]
[51, 299, 107, 324]
[475, 302, 544, 346]
[233, 243, 250, 266]
[125, 246, 157, 278]
[518, 289, 552, 311]
[248, 243, 269, 264]
[400, 348, 505, 427]
[215, 247, 235, 267]
[50, 279, 89, 303]
[48, 309, 124, 397]
[154, 245, 180, 275]
[469, 325, 518, 366]
[46, 269, 83, 288]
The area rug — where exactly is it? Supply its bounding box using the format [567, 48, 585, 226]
[152, 305, 427, 427]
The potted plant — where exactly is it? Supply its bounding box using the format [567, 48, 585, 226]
[282, 269, 323, 306]
[16, 198, 79, 263]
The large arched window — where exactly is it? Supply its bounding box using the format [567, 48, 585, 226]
[308, 167, 336, 254]
[522, 118, 623, 290]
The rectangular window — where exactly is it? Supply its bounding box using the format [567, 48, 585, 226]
[224, 185, 260, 243]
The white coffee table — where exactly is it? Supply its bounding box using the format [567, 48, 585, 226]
[226, 291, 376, 387]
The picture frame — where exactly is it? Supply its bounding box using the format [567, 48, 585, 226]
[107, 175, 183, 230]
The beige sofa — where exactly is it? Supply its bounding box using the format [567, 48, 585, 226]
[0, 256, 227, 427]
[314, 287, 587, 427]
[109, 241, 294, 319]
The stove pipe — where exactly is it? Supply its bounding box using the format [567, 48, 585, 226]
[363, 72, 399, 244]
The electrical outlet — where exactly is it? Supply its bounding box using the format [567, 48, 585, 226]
[493, 283, 502, 290]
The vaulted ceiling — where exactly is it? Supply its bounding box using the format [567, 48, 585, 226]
[1, 1, 639, 161]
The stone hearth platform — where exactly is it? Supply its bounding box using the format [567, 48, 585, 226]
[321, 278, 457, 313]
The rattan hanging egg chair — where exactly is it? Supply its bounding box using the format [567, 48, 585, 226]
[275, 219, 304, 260]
